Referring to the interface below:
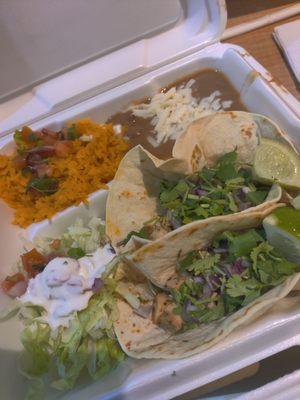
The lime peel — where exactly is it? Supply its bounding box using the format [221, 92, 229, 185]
[253, 138, 300, 189]
[263, 207, 300, 263]
[291, 195, 300, 210]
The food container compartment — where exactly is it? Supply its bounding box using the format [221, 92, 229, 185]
[1, 42, 299, 250]
[0, 1, 300, 399]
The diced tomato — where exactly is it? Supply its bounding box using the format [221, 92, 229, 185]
[21, 248, 47, 278]
[7, 280, 28, 297]
[1, 273, 27, 297]
[18, 127, 44, 146]
[41, 128, 60, 145]
[54, 141, 73, 157]
[20, 126, 35, 142]
[13, 155, 27, 170]
[41, 128, 59, 139]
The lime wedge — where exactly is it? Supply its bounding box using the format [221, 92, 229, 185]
[253, 138, 300, 189]
[291, 194, 300, 210]
[263, 207, 300, 263]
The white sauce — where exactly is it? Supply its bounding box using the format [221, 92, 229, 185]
[20, 245, 114, 330]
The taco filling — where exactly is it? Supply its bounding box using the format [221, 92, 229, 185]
[114, 208, 300, 359]
[120, 150, 272, 245]
[154, 228, 298, 332]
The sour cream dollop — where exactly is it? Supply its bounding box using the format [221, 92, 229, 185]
[20, 245, 114, 329]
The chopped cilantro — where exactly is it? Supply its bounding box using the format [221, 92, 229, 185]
[26, 177, 59, 196]
[158, 150, 270, 228]
[226, 229, 264, 257]
[226, 177, 246, 188]
[226, 275, 262, 298]
[217, 149, 237, 165]
[223, 293, 243, 314]
[250, 241, 273, 273]
[160, 179, 191, 204]
[184, 253, 221, 276]
[227, 192, 238, 212]
[13, 130, 23, 145]
[199, 166, 216, 182]
[250, 241, 298, 285]
[67, 124, 79, 140]
[28, 132, 39, 142]
[169, 227, 298, 331]
[246, 190, 268, 205]
[178, 251, 197, 271]
[189, 298, 225, 324]
[67, 247, 85, 259]
[215, 150, 239, 182]
[119, 226, 149, 246]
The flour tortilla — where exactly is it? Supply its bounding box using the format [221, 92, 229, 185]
[127, 205, 281, 289]
[173, 112, 296, 173]
[105, 145, 188, 249]
[115, 274, 300, 359]
[173, 111, 258, 173]
[106, 112, 290, 250]
[114, 207, 300, 359]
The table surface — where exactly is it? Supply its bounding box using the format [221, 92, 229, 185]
[225, 0, 300, 101]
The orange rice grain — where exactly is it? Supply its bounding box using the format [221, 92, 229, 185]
[0, 119, 129, 227]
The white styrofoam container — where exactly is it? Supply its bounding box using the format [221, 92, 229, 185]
[0, 1, 300, 399]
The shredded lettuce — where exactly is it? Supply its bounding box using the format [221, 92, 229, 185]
[2, 216, 127, 398]
[38, 217, 106, 255]
[19, 285, 124, 398]
[61, 217, 106, 253]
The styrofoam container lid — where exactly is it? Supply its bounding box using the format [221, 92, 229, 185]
[0, 0, 227, 135]
[0, 0, 182, 102]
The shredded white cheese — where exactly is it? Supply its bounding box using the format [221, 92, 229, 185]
[147, 135, 160, 148]
[129, 80, 232, 145]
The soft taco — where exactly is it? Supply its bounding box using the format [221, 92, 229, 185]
[113, 207, 300, 359]
[106, 112, 295, 250]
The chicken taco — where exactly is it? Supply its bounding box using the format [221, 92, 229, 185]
[114, 207, 300, 359]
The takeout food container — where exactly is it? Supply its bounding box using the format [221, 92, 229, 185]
[0, 1, 299, 399]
